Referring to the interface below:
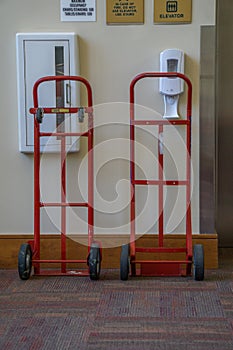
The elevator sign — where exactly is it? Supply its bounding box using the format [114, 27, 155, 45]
[60, 0, 96, 22]
[154, 0, 192, 24]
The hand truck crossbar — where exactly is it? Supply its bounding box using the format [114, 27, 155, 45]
[133, 180, 189, 186]
[40, 202, 88, 207]
[134, 260, 192, 265]
[39, 132, 89, 137]
[135, 247, 187, 253]
[131, 120, 190, 126]
[33, 259, 87, 264]
[29, 106, 93, 115]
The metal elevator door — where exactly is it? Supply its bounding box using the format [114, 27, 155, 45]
[200, 1, 233, 247]
[215, 0, 233, 247]
[199, 25, 216, 236]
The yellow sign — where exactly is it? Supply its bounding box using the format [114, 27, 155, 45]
[51, 108, 70, 113]
[106, 0, 144, 24]
[154, 0, 192, 24]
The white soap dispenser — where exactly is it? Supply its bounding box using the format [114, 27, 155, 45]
[159, 49, 184, 119]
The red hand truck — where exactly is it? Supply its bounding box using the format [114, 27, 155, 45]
[120, 72, 204, 281]
[18, 76, 102, 280]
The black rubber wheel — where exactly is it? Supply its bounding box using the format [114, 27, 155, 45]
[88, 243, 101, 281]
[120, 244, 129, 281]
[18, 243, 32, 280]
[193, 244, 204, 281]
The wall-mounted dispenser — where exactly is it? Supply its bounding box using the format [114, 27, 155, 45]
[16, 33, 80, 152]
[159, 49, 184, 118]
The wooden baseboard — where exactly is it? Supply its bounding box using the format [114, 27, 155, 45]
[0, 233, 218, 269]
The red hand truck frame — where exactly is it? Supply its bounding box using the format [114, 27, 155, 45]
[120, 72, 204, 281]
[18, 75, 102, 280]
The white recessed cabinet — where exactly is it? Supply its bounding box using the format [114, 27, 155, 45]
[16, 33, 80, 152]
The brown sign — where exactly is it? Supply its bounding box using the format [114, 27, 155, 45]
[106, 0, 144, 24]
[154, 0, 192, 24]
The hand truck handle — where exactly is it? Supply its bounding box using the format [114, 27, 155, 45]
[129, 72, 192, 119]
[31, 75, 93, 109]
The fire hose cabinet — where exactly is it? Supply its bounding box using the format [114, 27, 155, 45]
[16, 32, 80, 153]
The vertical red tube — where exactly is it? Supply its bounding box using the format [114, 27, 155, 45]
[85, 80, 94, 252]
[129, 87, 136, 264]
[32, 80, 41, 275]
[186, 83, 192, 260]
[88, 111, 94, 251]
[158, 124, 164, 247]
[34, 118, 40, 274]
[61, 136, 66, 272]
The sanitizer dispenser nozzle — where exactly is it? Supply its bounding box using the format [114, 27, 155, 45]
[159, 49, 184, 119]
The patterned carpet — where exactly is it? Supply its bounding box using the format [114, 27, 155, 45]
[0, 255, 232, 350]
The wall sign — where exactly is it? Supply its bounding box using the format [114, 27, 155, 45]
[106, 0, 144, 25]
[60, 0, 96, 22]
[154, 0, 192, 24]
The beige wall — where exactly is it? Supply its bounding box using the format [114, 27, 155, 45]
[0, 0, 215, 235]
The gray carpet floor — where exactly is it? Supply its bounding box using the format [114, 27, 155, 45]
[0, 252, 232, 350]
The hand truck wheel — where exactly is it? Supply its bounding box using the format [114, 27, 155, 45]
[88, 243, 101, 281]
[18, 243, 32, 280]
[193, 244, 204, 281]
[120, 244, 130, 281]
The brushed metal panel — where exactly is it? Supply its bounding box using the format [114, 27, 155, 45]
[200, 26, 216, 234]
[216, 0, 233, 247]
